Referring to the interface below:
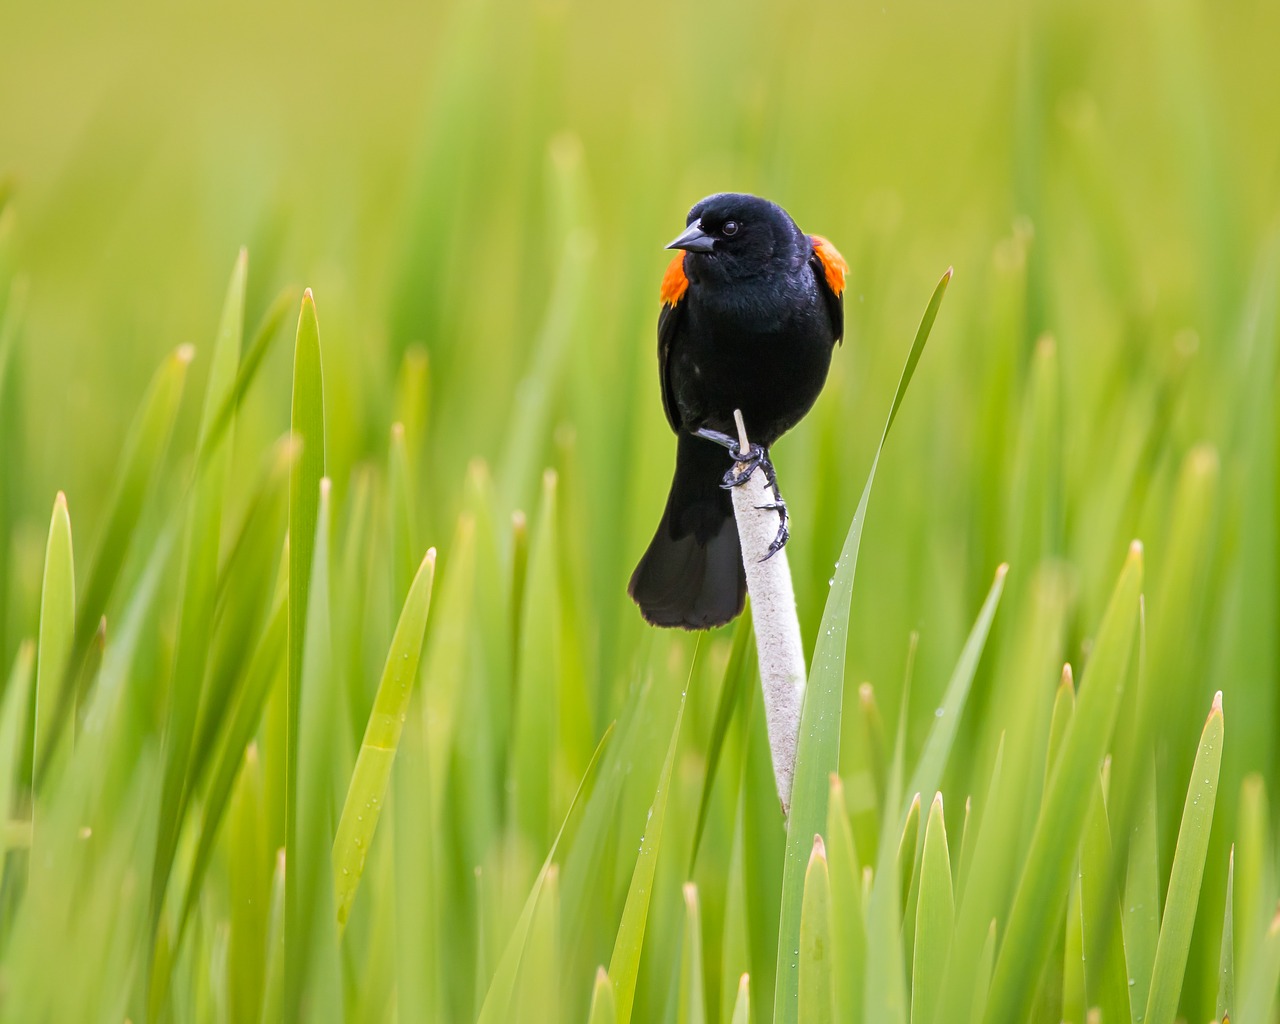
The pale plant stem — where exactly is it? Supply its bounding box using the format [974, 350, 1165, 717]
[730, 409, 806, 816]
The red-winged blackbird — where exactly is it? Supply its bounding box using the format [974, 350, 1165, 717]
[629, 193, 847, 629]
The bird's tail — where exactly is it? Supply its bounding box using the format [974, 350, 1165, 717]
[628, 431, 746, 629]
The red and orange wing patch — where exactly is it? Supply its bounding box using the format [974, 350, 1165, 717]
[810, 234, 848, 296]
[660, 252, 690, 307]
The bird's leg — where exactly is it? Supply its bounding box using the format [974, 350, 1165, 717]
[694, 428, 790, 558]
[753, 453, 789, 560]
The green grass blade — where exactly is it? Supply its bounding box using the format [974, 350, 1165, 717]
[798, 836, 835, 1024]
[333, 547, 436, 929]
[36, 344, 192, 782]
[32, 492, 74, 807]
[259, 848, 287, 1024]
[510, 470, 562, 847]
[1078, 767, 1129, 1022]
[905, 565, 1006, 806]
[912, 794, 954, 1024]
[188, 436, 296, 807]
[677, 882, 707, 1024]
[897, 793, 922, 913]
[392, 345, 430, 471]
[969, 920, 997, 1024]
[586, 967, 616, 1024]
[1044, 665, 1075, 788]
[285, 478, 341, 1023]
[730, 973, 750, 1024]
[196, 285, 297, 473]
[152, 247, 246, 933]
[475, 723, 613, 1024]
[285, 288, 326, 1013]
[1218, 846, 1235, 1022]
[514, 866, 561, 1024]
[775, 268, 951, 1023]
[1123, 765, 1159, 1019]
[177, 548, 288, 948]
[1240, 906, 1280, 1024]
[1236, 773, 1272, 985]
[423, 512, 476, 816]
[690, 614, 754, 872]
[1143, 691, 1225, 1024]
[827, 775, 864, 1023]
[985, 542, 1143, 1023]
[1062, 866, 1084, 1024]
[228, 742, 268, 1024]
[608, 679, 689, 1023]
[387, 423, 417, 603]
[0, 641, 34, 841]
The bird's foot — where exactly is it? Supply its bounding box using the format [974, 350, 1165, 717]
[691, 427, 768, 487]
[754, 495, 789, 560]
[693, 427, 789, 556]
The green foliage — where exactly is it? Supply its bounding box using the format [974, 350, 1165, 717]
[0, 1, 1277, 1019]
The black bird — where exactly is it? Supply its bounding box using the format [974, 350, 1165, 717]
[628, 193, 846, 629]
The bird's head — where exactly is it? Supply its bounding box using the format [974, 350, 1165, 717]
[666, 193, 806, 283]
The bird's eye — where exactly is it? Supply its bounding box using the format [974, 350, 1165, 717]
[722, 220, 739, 237]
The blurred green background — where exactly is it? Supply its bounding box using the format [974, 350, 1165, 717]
[2, 0, 1279, 1019]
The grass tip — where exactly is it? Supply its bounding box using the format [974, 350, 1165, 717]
[319, 476, 332, 499]
[595, 965, 609, 985]
[1211, 689, 1224, 716]
[829, 771, 844, 795]
[236, 245, 248, 266]
[1128, 538, 1144, 561]
[54, 490, 68, 511]
[424, 546, 437, 566]
[859, 682, 875, 703]
[176, 343, 196, 364]
[907, 791, 922, 812]
[943, 265, 955, 281]
[512, 509, 527, 531]
[995, 562, 1009, 581]
[1060, 663, 1074, 689]
[738, 972, 750, 990]
[542, 467, 558, 490]
[931, 791, 944, 813]
[810, 833, 827, 865]
[245, 741, 259, 766]
[303, 287, 314, 303]
[391, 421, 405, 440]
[683, 881, 698, 907]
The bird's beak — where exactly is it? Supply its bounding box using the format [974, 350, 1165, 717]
[666, 220, 716, 253]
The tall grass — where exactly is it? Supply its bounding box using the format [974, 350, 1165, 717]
[0, 0, 1278, 1019]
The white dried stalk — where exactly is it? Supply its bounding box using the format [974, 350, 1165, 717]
[729, 409, 806, 816]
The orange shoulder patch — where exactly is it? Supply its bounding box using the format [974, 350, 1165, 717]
[660, 252, 689, 307]
[810, 234, 848, 296]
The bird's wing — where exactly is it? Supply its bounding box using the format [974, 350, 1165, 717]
[809, 234, 847, 344]
[657, 251, 690, 432]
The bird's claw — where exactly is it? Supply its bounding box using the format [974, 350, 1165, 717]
[756, 496, 789, 559]
[717, 442, 767, 488]
[694, 426, 790, 557]
[762, 519, 790, 561]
